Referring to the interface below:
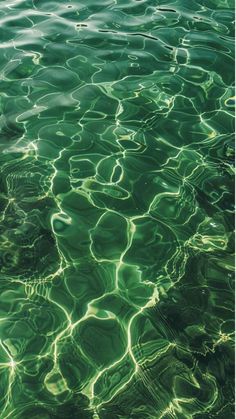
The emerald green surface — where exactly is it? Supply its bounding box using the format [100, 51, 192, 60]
[0, 0, 234, 418]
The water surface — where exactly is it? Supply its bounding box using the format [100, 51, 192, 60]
[0, 0, 234, 418]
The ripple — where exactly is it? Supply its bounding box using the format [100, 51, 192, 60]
[0, 0, 234, 418]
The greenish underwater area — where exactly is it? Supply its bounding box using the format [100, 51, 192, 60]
[0, 0, 234, 418]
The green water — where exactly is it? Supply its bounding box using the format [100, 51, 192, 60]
[0, 0, 234, 418]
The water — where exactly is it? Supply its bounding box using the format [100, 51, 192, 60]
[0, 0, 234, 418]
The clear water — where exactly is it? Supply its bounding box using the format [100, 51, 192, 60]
[0, 0, 234, 418]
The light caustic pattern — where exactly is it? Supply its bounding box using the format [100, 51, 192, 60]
[0, 0, 234, 418]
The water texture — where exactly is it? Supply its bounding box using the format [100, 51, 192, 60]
[0, 0, 234, 418]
